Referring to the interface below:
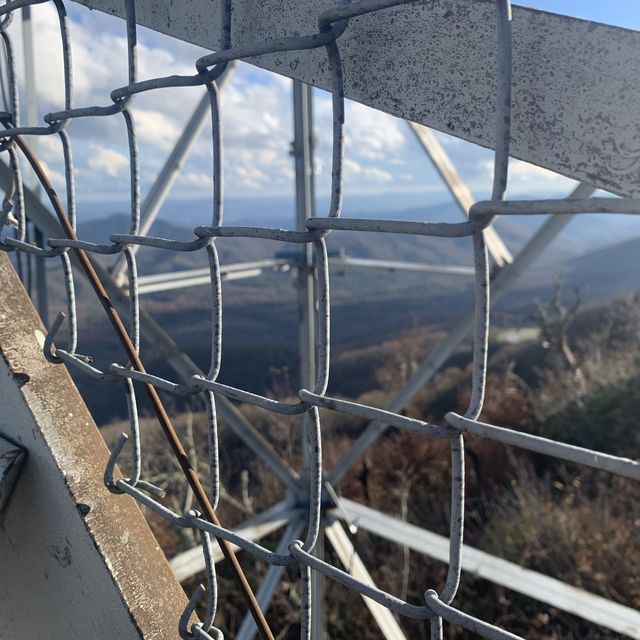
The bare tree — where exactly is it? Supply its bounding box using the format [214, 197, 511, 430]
[533, 277, 584, 390]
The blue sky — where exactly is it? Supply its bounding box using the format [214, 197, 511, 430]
[520, 1, 640, 30]
[7, 2, 638, 213]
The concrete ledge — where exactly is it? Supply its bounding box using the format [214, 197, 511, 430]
[0, 252, 188, 639]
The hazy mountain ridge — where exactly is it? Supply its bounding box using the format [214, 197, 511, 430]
[77, 196, 640, 293]
[60, 201, 640, 424]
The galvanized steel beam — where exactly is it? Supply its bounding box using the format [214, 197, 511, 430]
[408, 123, 512, 267]
[329, 256, 474, 276]
[324, 520, 408, 640]
[72, 0, 640, 198]
[170, 501, 299, 581]
[131, 259, 289, 295]
[235, 517, 306, 640]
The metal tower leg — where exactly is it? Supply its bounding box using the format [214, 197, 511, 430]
[407, 122, 512, 267]
[292, 78, 325, 639]
[324, 520, 407, 640]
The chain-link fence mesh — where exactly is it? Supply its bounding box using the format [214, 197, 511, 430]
[1, 1, 639, 639]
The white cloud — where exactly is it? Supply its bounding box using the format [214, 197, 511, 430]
[343, 158, 393, 184]
[38, 161, 66, 188]
[133, 109, 182, 151]
[344, 157, 363, 176]
[6, 6, 422, 199]
[363, 167, 393, 183]
[479, 158, 575, 197]
[507, 159, 565, 182]
[311, 94, 412, 193]
[177, 170, 213, 189]
[87, 144, 128, 178]
[315, 95, 408, 164]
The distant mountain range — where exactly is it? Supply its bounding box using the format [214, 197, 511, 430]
[62, 197, 640, 423]
[77, 195, 640, 294]
[516, 234, 640, 300]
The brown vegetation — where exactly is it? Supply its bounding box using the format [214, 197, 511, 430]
[101, 291, 640, 638]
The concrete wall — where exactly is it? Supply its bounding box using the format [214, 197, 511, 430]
[0, 252, 188, 639]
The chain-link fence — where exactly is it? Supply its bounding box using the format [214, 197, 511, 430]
[1, 1, 639, 639]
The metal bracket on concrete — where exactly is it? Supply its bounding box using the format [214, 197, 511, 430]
[0, 434, 26, 520]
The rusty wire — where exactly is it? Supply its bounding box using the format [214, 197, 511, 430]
[0, 1, 638, 639]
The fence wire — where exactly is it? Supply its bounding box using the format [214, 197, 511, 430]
[0, 1, 638, 639]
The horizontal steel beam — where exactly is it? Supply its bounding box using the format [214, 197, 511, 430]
[332, 499, 640, 639]
[132, 259, 290, 295]
[136, 270, 261, 294]
[72, 0, 640, 198]
[135, 256, 473, 295]
[135, 260, 290, 286]
[330, 256, 474, 277]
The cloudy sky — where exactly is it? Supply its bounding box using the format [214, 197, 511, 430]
[4, 1, 637, 215]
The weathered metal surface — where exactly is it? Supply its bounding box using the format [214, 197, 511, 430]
[73, 0, 640, 197]
[0, 252, 188, 639]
